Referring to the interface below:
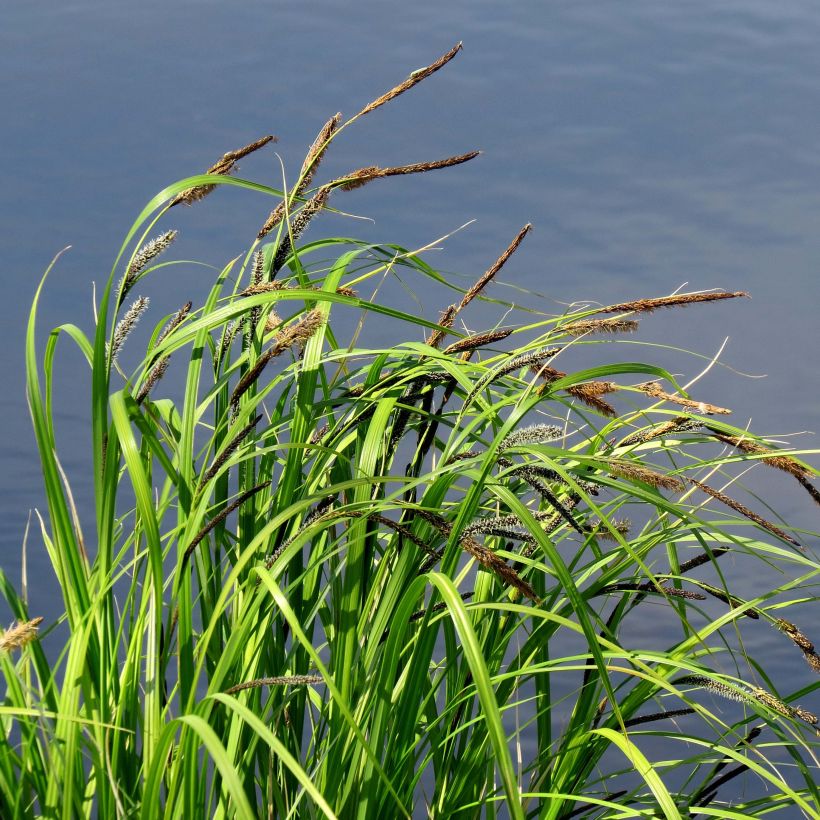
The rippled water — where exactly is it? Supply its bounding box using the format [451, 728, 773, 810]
[1, 0, 818, 802]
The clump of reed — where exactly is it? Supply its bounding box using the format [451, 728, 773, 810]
[7, 43, 819, 819]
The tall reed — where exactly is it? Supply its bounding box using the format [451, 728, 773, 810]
[3, 45, 818, 818]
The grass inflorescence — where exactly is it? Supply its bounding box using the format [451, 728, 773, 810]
[4, 44, 819, 818]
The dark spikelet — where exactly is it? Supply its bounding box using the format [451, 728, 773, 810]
[218, 320, 240, 366]
[566, 383, 618, 417]
[272, 307, 324, 353]
[511, 467, 586, 537]
[464, 347, 561, 407]
[689, 478, 802, 547]
[776, 619, 820, 675]
[258, 200, 288, 240]
[443, 328, 513, 355]
[697, 583, 760, 619]
[619, 416, 701, 447]
[459, 533, 539, 602]
[171, 135, 276, 206]
[559, 318, 639, 337]
[0, 617, 44, 652]
[309, 423, 329, 445]
[709, 431, 813, 480]
[638, 381, 731, 415]
[599, 291, 748, 315]
[598, 582, 706, 601]
[135, 359, 170, 405]
[230, 340, 296, 410]
[624, 709, 696, 728]
[426, 304, 458, 348]
[332, 152, 480, 192]
[136, 302, 192, 404]
[198, 414, 263, 491]
[225, 675, 322, 694]
[109, 296, 149, 363]
[605, 460, 684, 492]
[365, 513, 441, 559]
[121, 230, 177, 298]
[463, 509, 558, 538]
[245, 251, 267, 345]
[796, 474, 820, 507]
[271, 187, 330, 274]
[357, 42, 463, 116]
[183, 482, 269, 563]
[299, 112, 342, 189]
[460, 225, 531, 311]
[155, 301, 192, 348]
[532, 365, 619, 416]
[230, 309, 324, 410]
[676, 547, 730, 575]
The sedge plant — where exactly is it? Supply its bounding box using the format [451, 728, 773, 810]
[3, 44, 819, 818]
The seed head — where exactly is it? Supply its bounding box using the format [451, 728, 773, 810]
[0, 617, 44, 652]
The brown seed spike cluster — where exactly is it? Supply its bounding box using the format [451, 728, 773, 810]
[333, 152, 480, 192]
[599, 291, 748, 315]
[443, 328, 513, 355]
[461, 224, 531, 311]
[0, 617, 44, 652]
[357, 42, 463, 117]
[136, 302, 192, 405]
[299, 112, 342, 190]
[776, 619, 820, 674]
[534, 366, 619, 417]
[258, 200, 288, 240]
[709, 431, 813, 480]
[171, 134, 277, 207]
[271, 187, 331, 274]
[559, 318, 639, 337]
[230, 309, 324, 411]
[618, 416, 701, 447]
[639, 381, 731, 415]
[689, 478, 802, 547]
[606, 460, 684, 492]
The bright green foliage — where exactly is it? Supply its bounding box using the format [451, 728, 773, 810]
[2, 49, 819, 818]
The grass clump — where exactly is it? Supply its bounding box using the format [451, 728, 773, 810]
[3, 45, 819, 818]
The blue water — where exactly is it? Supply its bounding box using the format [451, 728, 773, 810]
[1, 0, 818, 807]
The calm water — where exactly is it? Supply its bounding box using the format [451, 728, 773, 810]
[1, 0, 818, 802]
